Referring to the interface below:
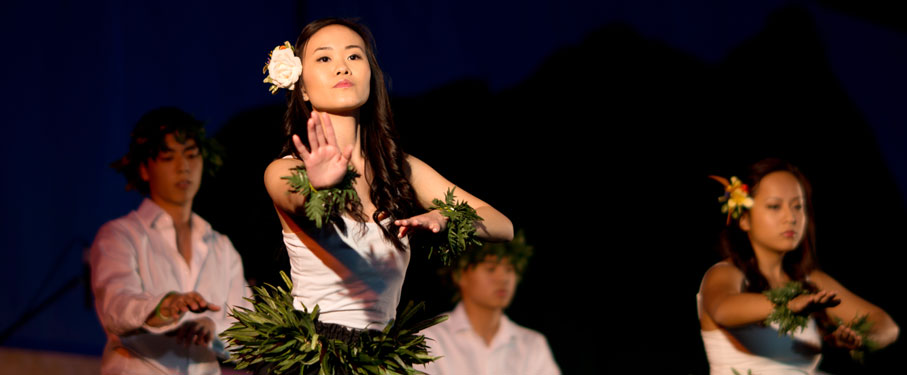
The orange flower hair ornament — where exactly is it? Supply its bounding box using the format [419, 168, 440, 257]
[709, 175, 754, 225]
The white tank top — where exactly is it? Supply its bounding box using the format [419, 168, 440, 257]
[697, 264, 823, 375]
[283, 215, 410, 330]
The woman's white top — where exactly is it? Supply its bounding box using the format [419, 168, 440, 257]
[698, 263, 823, 375]
[284, 215, 409, 330]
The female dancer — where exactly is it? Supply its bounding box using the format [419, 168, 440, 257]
[698, 159, 898, 374]
[252, 18, 512, 374]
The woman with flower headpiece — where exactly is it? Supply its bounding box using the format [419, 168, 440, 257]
[697, 158, 898, 374]
[222, 18, 513, 375]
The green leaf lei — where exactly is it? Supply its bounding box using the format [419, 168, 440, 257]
[222, 271, 447, 375]
[426, 187, 484, 266]
[455, 229, 533, 275]
[834, 313, 877, 363]
[282, 165, 360, 229]
[763, 281, 811, 336]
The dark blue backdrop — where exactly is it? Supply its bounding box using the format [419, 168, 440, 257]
[2, 1, 905, 373]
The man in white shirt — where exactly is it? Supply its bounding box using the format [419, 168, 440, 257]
[421, 234, 560, 375]
[90, 107, 251, 375]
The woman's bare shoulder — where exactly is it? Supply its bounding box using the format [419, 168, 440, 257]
[702, 261, 745, 288]
[265, 157, 302, 175]
[264, 157, 303, 189]
[705, 260, 742, 275]
[806, 269, 840, 289]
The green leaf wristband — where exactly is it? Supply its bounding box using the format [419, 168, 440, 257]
[426, 187, 484, 266]
[833, 313, 877, 363]
[282, 165, 360, 229]
[763, 281, 810, 336]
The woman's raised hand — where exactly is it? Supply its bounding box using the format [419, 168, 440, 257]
[293, 110, 354, 189]
[394, 210, 449, 238]
[788, 290, 841, 314]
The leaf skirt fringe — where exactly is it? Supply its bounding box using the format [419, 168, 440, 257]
[221, 271, 448, 375]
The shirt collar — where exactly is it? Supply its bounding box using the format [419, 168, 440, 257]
[136, 198, 211, 237]
[450, 302, 518, 347]
[449, 302, 474, 333]
[492, 314, 517, 348]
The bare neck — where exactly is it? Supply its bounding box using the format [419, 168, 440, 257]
[324, 111, 362, 164]
[461, 300, 504, 346]
[752, 244, 788, 287]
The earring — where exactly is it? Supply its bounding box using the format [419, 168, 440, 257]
[302, 92, 309, 101]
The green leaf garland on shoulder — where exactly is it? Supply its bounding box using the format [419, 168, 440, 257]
[427, 187, 484, 266]
[221, 271, 448, 374]
[282, 164, 360, 229]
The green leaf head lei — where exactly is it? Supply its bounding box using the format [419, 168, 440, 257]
[454, 229, 533, 277]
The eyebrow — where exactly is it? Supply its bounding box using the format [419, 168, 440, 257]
[765, 196, 804, 202]
[159, 141, 198, 153]
[313, 45, 365, 53]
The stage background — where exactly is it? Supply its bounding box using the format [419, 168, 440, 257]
[1, 1, 905, 373]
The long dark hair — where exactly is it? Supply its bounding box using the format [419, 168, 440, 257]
[719, 158, 818, 292]
[280, 18, 419, 251]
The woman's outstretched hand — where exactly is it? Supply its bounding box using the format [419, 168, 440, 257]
[828, 324, 864, 350]
[788, 290, 841, 314]
[293, 110, 354, 189]
[394, 210, 448, 238]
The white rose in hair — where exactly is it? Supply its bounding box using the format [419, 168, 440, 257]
[264, 42, 302, 93]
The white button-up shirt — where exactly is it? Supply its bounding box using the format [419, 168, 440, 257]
[89, 199, 251, 375]
[421, 302, 560, 375]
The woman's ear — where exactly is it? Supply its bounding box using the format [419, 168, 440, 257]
[738, 212, 751, 232]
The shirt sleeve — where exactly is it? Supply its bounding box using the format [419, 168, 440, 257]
[207, 234, 252, 352]
[527, 333, 561, 375]
[89, 221, 180, 336]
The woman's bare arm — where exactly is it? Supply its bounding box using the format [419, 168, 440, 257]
[701, 263, 776, 328]
[810, 270, 899, 348]
[400, 155, 513, 242]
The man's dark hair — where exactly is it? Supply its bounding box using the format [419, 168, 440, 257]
[111, 107, 219, 195]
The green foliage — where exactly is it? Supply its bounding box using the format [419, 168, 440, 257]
[222, 271, 447, 374]
[834, 313, 878, 363]
[455, 229, 533, 275]
[282, 165, 360, 228]
[763, 281, 810, 336]
[426, 188, 484, 266]
[196, 129, 225, 177]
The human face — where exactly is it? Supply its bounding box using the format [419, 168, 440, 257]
[300, 25, 371, 114]
[457, 256, 518, 311]
[739, 171, 806, 254]
[140, 133, 203, 208]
